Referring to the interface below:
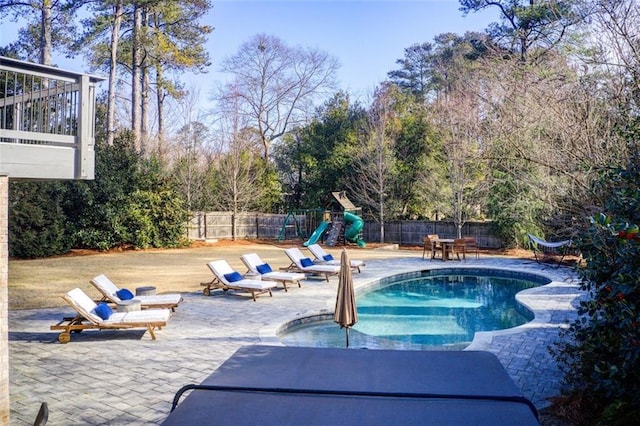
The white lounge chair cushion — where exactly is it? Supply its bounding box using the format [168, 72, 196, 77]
[261, 271, 306, 282]
[307, 244, 365, 268]
[241, 253, 306, 282]
[66, 288, 171, 325]
[91, 274, 183, 306]
[300, 263, 340, 273]
[66, 288, 103, 323]
[208, 260, 277, 290]
[285, 248, 340, 273]
[321, 258, 365, 268]
[105, 309, 171, 324]
[132, 294, 183, 305]
[92, 274, 120, 297]
[241, 253, 266, 274]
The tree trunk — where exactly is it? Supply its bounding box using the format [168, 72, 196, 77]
[379, 192, 385, 243]
[141, 62, 149, 156]
[107, 0, 123, 145]
[40, 0, 52, 66]
[140, 6, 149, 156]
[155, 64, 165, 156]
[132, 3, 142, 152]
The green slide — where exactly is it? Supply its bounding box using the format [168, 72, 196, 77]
[344, 211, 366, 247]
[303, 221, 330, 247]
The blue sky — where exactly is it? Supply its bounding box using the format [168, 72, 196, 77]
[1, 1, 499, 100]
[206, 1, 498, 98]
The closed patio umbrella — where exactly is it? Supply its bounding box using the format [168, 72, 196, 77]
[334, 249, 358, 347]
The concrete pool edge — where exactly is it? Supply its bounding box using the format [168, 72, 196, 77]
[259, 259, 585, 351]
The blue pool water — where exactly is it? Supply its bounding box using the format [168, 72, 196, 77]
[279, 268, 551, 350]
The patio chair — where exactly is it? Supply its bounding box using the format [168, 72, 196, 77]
[50, 288, 171, 343]
[463, 236, 479, 259]
[527, 234, 572, 266]
[452, 238, 466, 261]
[422, 235, 442, 260]
[240, 253, 305, 291]
[284, 247, 340, 282]
[306, 243, 365, 273]
[90, 274, 183, 311]
[203, 260, 277, 301]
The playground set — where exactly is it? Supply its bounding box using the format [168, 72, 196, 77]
[277, 192, 366, 248]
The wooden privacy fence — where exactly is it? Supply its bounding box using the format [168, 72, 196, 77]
[188, 212, 504, 249]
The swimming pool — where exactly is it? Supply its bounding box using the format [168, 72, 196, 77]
[278, 268, 551, 350]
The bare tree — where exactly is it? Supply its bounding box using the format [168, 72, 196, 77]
[435, 86, 484, 237]
[213, 91, 266, 239]
[216, 33, 339, 159]
[168, 87, 217, 211]
[349, 84, 398, 243]
[478, 49, 628, 241]
[584, 0, 640, 112]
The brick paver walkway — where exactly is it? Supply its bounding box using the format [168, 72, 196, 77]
[9, 252, 583, 425]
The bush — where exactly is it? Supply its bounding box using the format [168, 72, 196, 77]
[8, 181, 72, 258]
[9, 132, 190, 257]
[121, 190, 188, 249]
[550, 157, 640, 423]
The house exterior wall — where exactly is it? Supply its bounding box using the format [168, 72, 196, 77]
[0, 175, 9, 424]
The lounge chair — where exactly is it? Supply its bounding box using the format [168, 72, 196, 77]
[306, 243, 365, 273]
[50, 288, 171, 343]
[203, 260, 277, 301]
[240, 253, 305, 291]
[90, 274, 183, 311]
[527, 233, 572, 265]
[284, 247, 340, 282]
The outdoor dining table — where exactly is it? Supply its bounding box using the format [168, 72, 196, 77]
[434, 238, 455, 261]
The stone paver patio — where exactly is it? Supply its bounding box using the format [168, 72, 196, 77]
[8, 251, 583, 425]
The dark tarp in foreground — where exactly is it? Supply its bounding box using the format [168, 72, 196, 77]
[163, 345, 539, 425]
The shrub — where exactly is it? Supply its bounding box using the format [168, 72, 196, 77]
[8, 181, 72, 258]
[550, 157, 640, 423]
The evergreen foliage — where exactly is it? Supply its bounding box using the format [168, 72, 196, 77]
[9, 131, 189, 257]
[8, 181, 71, 258]
[550, 151, 640, 423]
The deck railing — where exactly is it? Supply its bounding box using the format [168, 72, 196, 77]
[0, 57, 104, 179]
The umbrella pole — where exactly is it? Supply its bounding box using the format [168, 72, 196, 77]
[346, 327, 350, 348]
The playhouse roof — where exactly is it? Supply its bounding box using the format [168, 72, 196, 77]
[328, 191, 357, 211]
